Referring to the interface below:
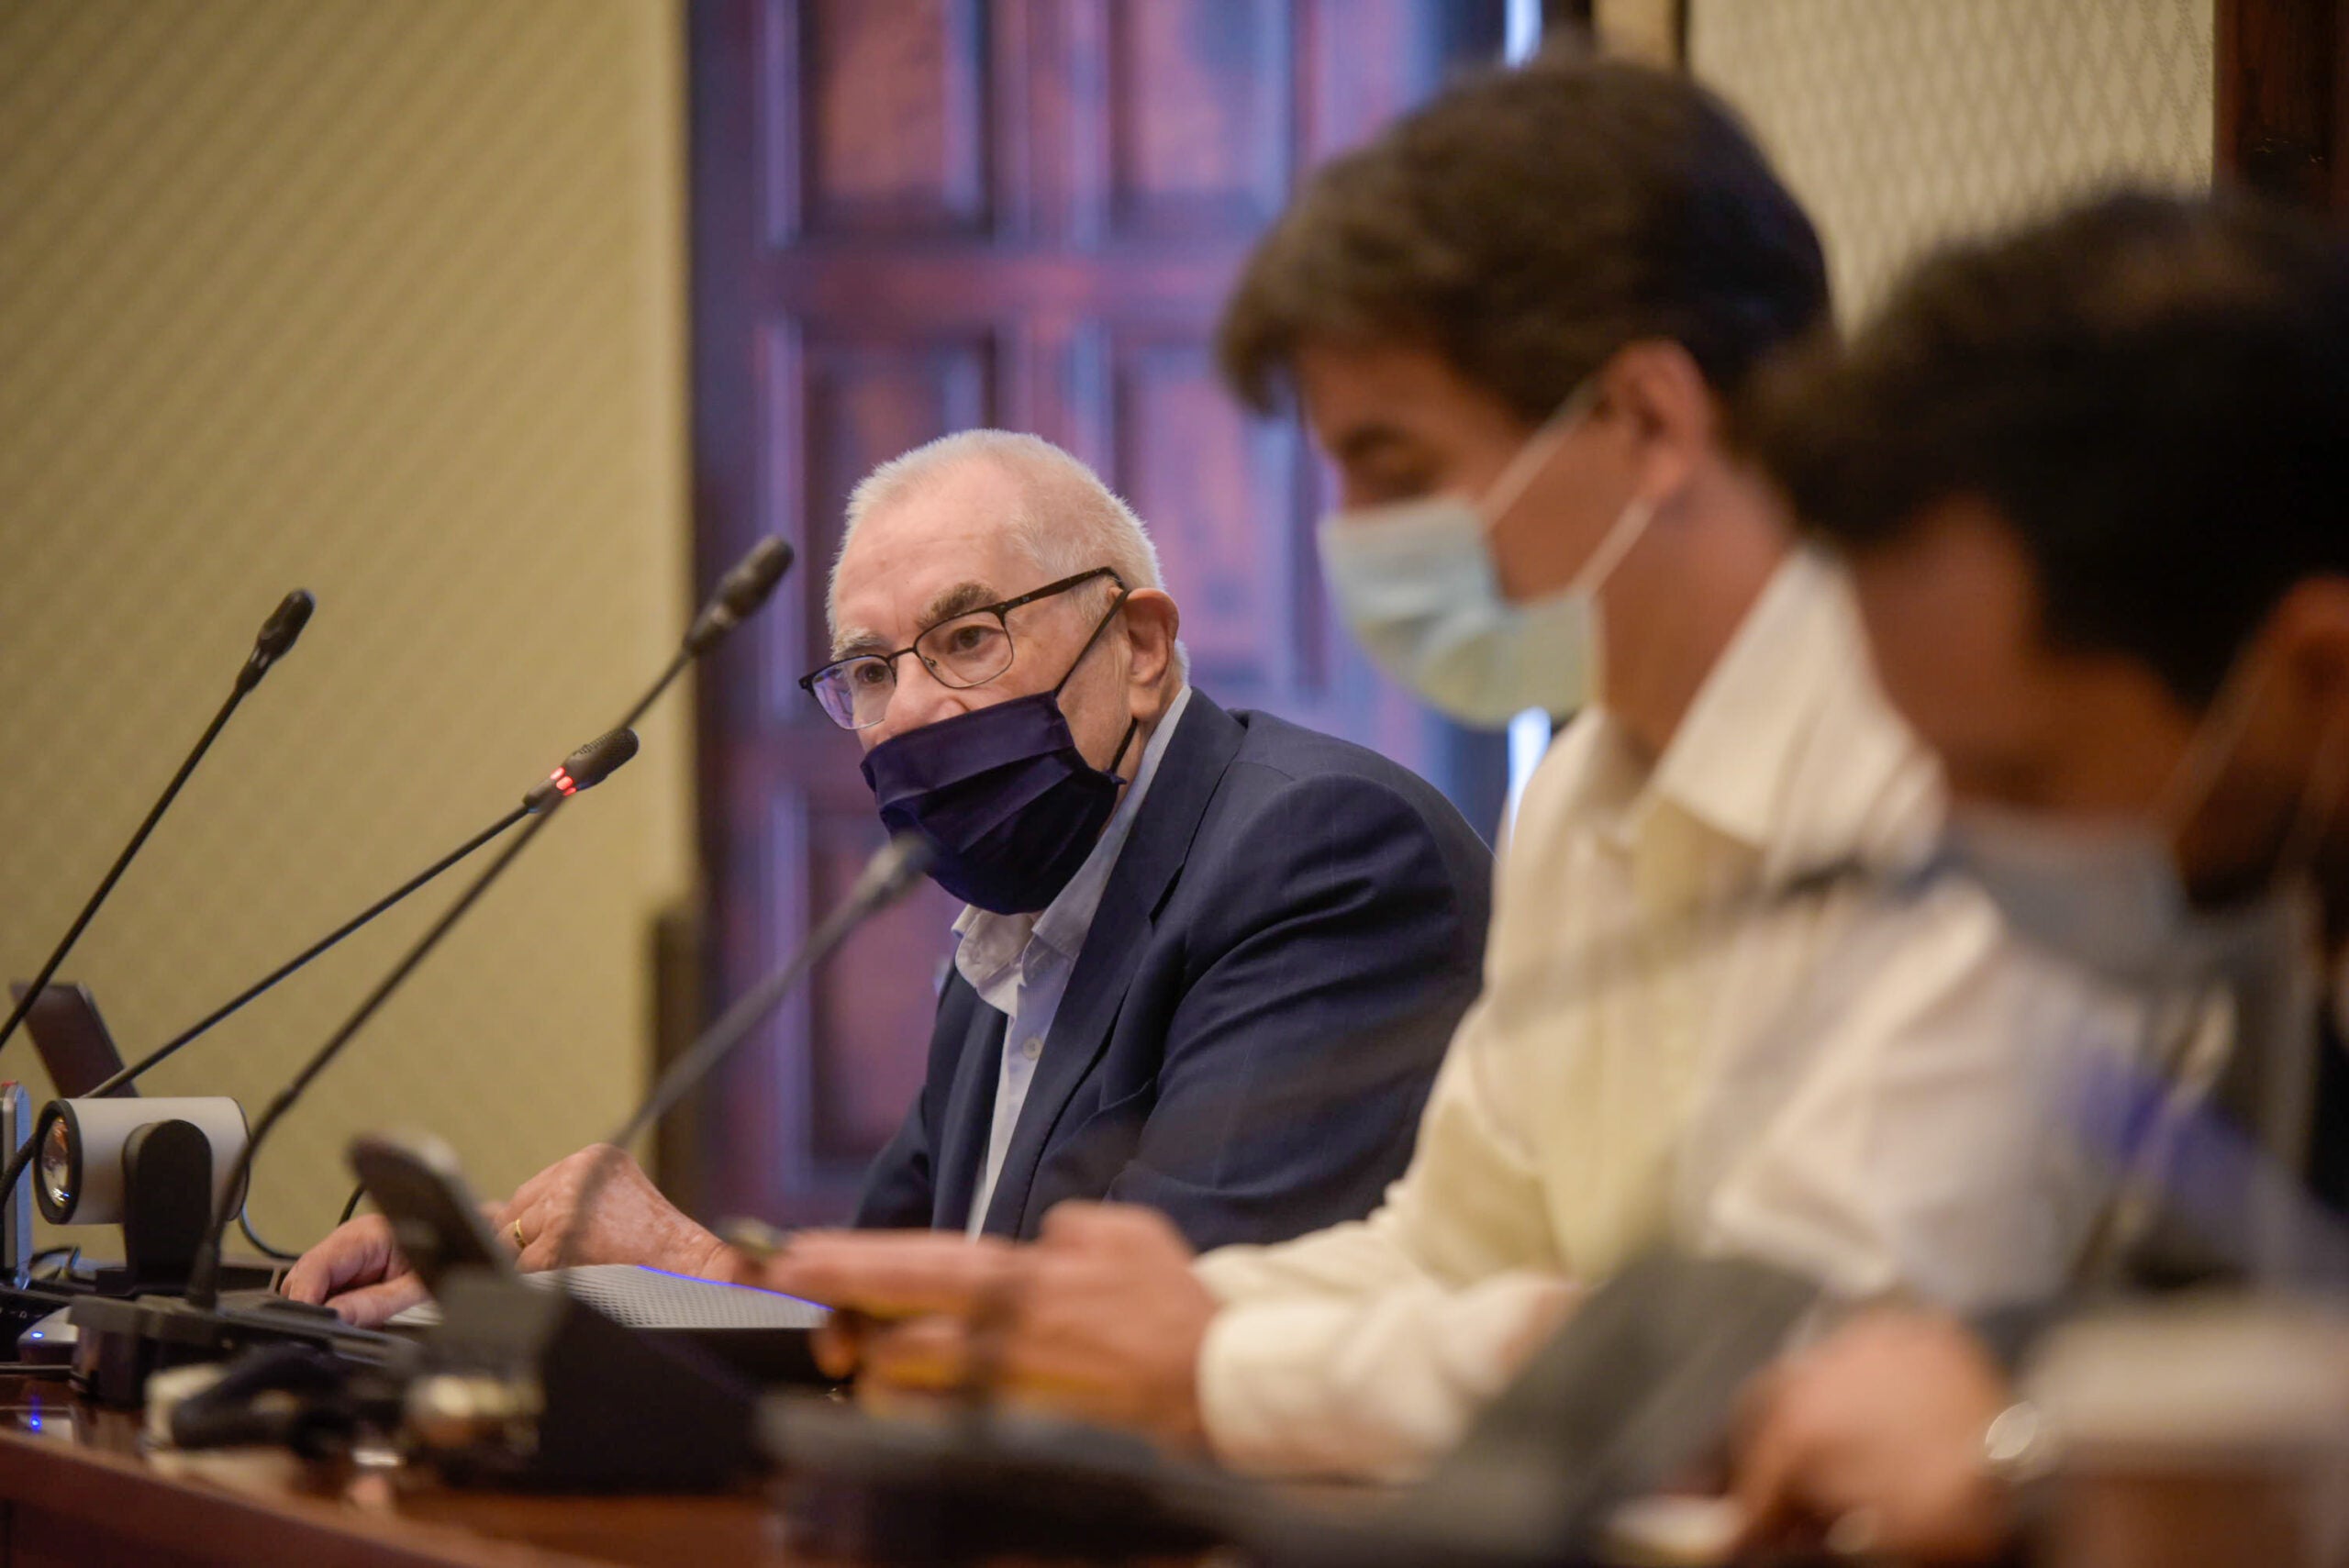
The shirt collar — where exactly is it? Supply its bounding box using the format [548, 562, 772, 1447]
[1641, 548, 1858, 853]
[952, 684, 1195, 997]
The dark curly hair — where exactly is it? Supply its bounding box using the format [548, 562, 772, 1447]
[1216, 48, 1831, 423]
[1744, 190, 2349, 706]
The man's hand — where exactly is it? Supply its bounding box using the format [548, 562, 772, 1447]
[495, 1143, 735, 1280]
[1732, 1308, 2019, 1563]
[765, 1201, 1218, 1451]
[280, 1143, 735, 1327]
[280, 1212, 432, 1327]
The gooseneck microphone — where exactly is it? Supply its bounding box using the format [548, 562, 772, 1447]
[96, 810, 528, 1101]
[0, 735, 645, 1218]
[187, 535, 793, 1304]
[0, 591, 316, 1062]
[77, 542, 784, 1104]
[184, 728, 641, 1307]
[553, 833, 934, 1273]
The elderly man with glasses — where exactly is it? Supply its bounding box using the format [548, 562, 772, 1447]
[284, 428, 1492, 1327]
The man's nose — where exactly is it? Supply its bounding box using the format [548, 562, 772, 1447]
[869, 656, 971, 743]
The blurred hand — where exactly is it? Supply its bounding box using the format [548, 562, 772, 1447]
[495, 1142, 735, 1279]
[764, 1201, 1217, 1451]
[279, 1212, 433, 1327]
[1732, 1308, 2018, 1563]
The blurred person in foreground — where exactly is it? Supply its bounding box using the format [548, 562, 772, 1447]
[1729, 191, 2349, 1562]
[751, 52, 2153, 1481]
[286, 430, 1492, 1323]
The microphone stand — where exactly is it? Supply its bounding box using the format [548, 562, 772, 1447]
[551, 835, 934, 1274]
[97, 806, 531, 1100]
[0, 591, 316, 1059]
[187, 534, 793, 1306]
[183, 730, 640, 1308]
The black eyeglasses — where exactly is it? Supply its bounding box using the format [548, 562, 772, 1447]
[799, 567, 1125, 730]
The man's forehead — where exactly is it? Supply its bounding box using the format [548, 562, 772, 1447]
[831, 473, 1034, 647]
[833, 578, 998, 650]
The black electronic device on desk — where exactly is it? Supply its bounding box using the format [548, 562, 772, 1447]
[66, 1287, 411, 1407]
[1, 985, 268, 1366]
[7, 984, 278, 1291]
[350, 1129, 780, 1490]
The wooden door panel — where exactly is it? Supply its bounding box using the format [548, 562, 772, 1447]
[691, 0, 1506, 1224]
[1105, 0, 1293, 238]
[788, 0, 992, 239]
[807, 830, 964, 1161]
[794, 332, 997, 616]
[1108, 330, 1302, 697]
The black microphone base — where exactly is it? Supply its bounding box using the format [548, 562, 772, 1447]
[764, 1396, 1230, 1564]
[406, 1271, 761, 1492]
[66, 1290, 409, 1407]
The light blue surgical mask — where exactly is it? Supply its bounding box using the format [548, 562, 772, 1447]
[1940, 806, 2303, 994]
[1317, 387, 1658, 728]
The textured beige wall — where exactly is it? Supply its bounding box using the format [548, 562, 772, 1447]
[1693, 0, 2214, 322]
[0, 0, 693, 1250]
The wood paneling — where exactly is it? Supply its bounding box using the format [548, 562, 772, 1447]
[2216, 0, 2349, 211]
[1109, 331, 1297, 693]
[1105, 0, 1291, 238]
[790, 0, 990, 238]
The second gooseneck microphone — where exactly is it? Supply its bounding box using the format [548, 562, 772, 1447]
[183, 728, 642, 1306]
[0, 591, 315, 1062]
[1, 731, 649, 1231]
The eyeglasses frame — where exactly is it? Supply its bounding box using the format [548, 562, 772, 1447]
[797, 566, 1128, 730]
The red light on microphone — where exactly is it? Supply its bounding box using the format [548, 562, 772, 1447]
[549, 768, 578, 798]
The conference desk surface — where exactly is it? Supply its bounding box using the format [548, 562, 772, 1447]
[0, 1373, 813, 1567]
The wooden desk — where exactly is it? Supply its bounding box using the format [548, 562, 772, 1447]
[0, 1374, 817, 1567]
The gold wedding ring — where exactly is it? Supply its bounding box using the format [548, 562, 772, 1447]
[511, 1218, 527, 1251]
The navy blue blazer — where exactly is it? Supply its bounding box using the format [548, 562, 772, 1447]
[854, 689, 1493, 1252]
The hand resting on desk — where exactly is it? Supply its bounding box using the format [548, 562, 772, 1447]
[281, 1143, 740, 1327]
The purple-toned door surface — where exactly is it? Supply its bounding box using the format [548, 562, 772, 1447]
[685, 0, 1510, 1222]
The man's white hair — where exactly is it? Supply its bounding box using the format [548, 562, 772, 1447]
[829, 429, 1185, 674]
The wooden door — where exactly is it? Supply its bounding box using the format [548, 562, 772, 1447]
[2217, 0, 2349, 211]
[685, 0, 1508, 1224]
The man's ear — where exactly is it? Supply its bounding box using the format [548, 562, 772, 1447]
[1594, 339, 1719, 501]
[1121, 588, 1182, 714]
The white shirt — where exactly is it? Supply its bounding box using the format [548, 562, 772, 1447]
[1190, 552, 2157, 1479]
[952, 684, 1194, 1235]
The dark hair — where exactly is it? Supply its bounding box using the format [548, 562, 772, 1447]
[1216, 50, 1831, 423]
[1747, 191, 2349, 706]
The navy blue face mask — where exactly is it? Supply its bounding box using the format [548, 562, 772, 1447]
[859, 590, 1140, 915]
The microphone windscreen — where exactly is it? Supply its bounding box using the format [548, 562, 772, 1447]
[238, 588, 317, 691]
[718, 537, 794, 617]
[255, 590, 316, 661]
[563, 727, 640, 793]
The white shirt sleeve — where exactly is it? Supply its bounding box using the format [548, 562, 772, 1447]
[1189, 826, 1581, 1475]
[1197, 1270, 1581, 1480]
